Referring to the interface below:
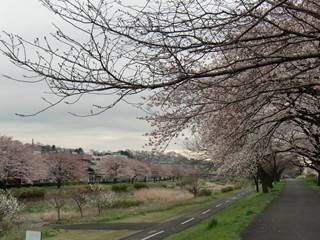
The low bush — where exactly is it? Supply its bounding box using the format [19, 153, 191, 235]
[111, 183, 129, 192]
[207, 218, 218, 230]
[220, 186, 234, 193]
[10, 187, 46, 200]
[133, 182, 148, 189]
[198, 188, 212, 197]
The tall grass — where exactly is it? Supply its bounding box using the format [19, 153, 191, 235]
[134, 188, 193, 202]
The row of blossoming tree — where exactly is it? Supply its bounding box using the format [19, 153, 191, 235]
[93, 154, 194, 183]
[0, 136, 195, 189]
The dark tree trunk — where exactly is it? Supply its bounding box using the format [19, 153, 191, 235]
[258, 165, 269, 193]
[261, 177, 269, 193]
[266, 176, 274, 189]
[57, 180, 62, 189]
[131, 176, 136, 184]
[1, 180, 7, 190]
[252, 174, 259, 192]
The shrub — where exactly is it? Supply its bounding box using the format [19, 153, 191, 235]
[0, 190, 22, 225]
[10, 187, 46, 200]
[133, 182, 148, 189]
[45, 190, 66, 221]
[198, 188, 212, 197]
[246, 210, 255, 216]
[86, 189, 115, 215]
[111, 183, 129, 192]
[221, 186, 234, 193]
[207, 218, 218, 230]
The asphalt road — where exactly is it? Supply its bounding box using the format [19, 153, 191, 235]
[241, 179, 320, 240]
[122, 190, 252, 240]
[59, 189, 252, 240]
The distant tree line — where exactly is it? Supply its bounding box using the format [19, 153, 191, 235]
[0, 136, 196, 189]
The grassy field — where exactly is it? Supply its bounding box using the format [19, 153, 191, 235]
[164, 180, 285, 240]
[1, 178, 284, 240]
[41, 189, 246, 239]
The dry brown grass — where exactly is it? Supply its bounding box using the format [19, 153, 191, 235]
[39, 209, 80, 221]
[202, 182, 234, 191]
[134, 187, 193, 202]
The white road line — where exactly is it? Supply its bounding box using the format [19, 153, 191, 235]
[141, 231, 165, 240]
[181, 218, 195, 225]
[232, 197, 237, 200]
[216, 204, 222, 208]
[225, 200, 230, 203]
[202, 209, 211, 215]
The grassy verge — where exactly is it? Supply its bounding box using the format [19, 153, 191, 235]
[300, 178, 320, 192]
[43, 229, 136, 240]
[164, 180, 285, 240]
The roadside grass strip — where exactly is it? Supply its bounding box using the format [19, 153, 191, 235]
[164, 181, 285, 240]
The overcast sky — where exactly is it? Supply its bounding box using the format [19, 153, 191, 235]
[0, 0, 182, 153]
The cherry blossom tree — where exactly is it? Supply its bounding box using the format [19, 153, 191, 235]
[127, 159, 151, 183]
[0, 1, 318, 182]
[86, 185, 115, 215]
[0, 136, 47, 189]
[182, 172, 205, 198]
[44, 152, 88, 188]
[67, 187, 91, 217]
[275, 120, 320, 184]
[45, 190, 66, 221]
[0, 0, 317, 118]
[147, 163, 176, 182]
[171, 166, 187, 181]
[93, 155, 134, 183]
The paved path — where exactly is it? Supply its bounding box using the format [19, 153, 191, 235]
[241, 179, 320, 240]
[59, 189, 252, 240]
[122, 190, 251, 240]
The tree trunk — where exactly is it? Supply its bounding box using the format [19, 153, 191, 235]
[258, 164, 269, 193]
[252, 175, 259, 192]
[57, 208, 62, 221]
[1, 180, 7, 190]
[317, 172, 320, 186]
[57, 180, 62, 189]
[261, 177, 269, 193]
[266, 176, 273, 189]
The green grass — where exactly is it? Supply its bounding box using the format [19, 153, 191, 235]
[2, 179, 252, 240]
[164, 181, 285, 240]
[300, 178, 320, 192]
[43, 229, 136, 240]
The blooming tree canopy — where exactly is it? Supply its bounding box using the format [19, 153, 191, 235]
[0, 136, 47, 188]
[0, 1, 318, 182]
[44, 152, 88, 188]
[93, 155, 134, 182]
